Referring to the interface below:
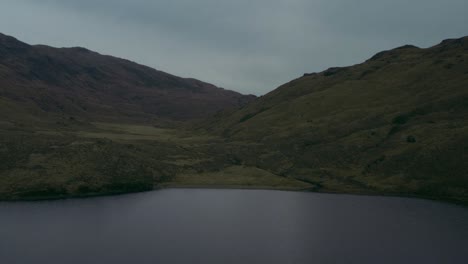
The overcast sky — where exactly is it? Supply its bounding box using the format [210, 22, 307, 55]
[1, 0, 467, 95]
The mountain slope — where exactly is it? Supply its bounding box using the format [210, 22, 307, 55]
[0, 33, 260, 201]
[0, 33, 255, 123]
[204, 36, 468, 204]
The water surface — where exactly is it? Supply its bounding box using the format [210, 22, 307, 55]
[0, 189, 467, 264]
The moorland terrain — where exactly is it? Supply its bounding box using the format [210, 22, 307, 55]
[1, 33, 467, 204]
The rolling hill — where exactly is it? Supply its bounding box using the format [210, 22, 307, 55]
[203, 36, 468, 204]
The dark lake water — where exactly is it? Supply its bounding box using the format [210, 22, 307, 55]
[0, 189, 467, 264]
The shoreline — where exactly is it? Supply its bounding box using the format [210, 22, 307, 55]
[1, 184, 467, 207]
[159, 184, 468, 207]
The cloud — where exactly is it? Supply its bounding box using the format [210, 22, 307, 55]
[1, 0, 467, 95]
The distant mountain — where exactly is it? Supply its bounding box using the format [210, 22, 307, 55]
[0, 33, 255, 123]
[204, 36, 468, 204]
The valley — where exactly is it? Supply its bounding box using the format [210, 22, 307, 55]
[1, 33, 467, 205]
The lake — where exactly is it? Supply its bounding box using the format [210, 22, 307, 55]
[0, 189, 467, 264]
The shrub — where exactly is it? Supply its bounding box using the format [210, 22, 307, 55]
[392, 114, 409, 125]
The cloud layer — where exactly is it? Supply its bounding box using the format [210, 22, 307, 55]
[1, 0, 467, 95]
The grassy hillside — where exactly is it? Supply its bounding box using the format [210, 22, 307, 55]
[0, 32, 259, 200]
[202, 37, 468, 204]
[1, 34, 467, 204]
[0, 121, 311, 200]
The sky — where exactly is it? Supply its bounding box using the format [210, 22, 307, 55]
[0, 0, 467, 95]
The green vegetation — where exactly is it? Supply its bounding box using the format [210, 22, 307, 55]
[200, 37, 468, 205]
[1, 35, 467, 205]
[0, 127, 164, 200]
[0, 121, 309, 200]
[167, 166, 312, 190]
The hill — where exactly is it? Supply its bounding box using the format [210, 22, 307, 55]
[0, 33, 260, 200]
[0, 33, 255, 124]
[202, 36, 468, 204]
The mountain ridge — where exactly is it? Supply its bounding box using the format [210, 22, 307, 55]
[0, 32, 256, 123]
